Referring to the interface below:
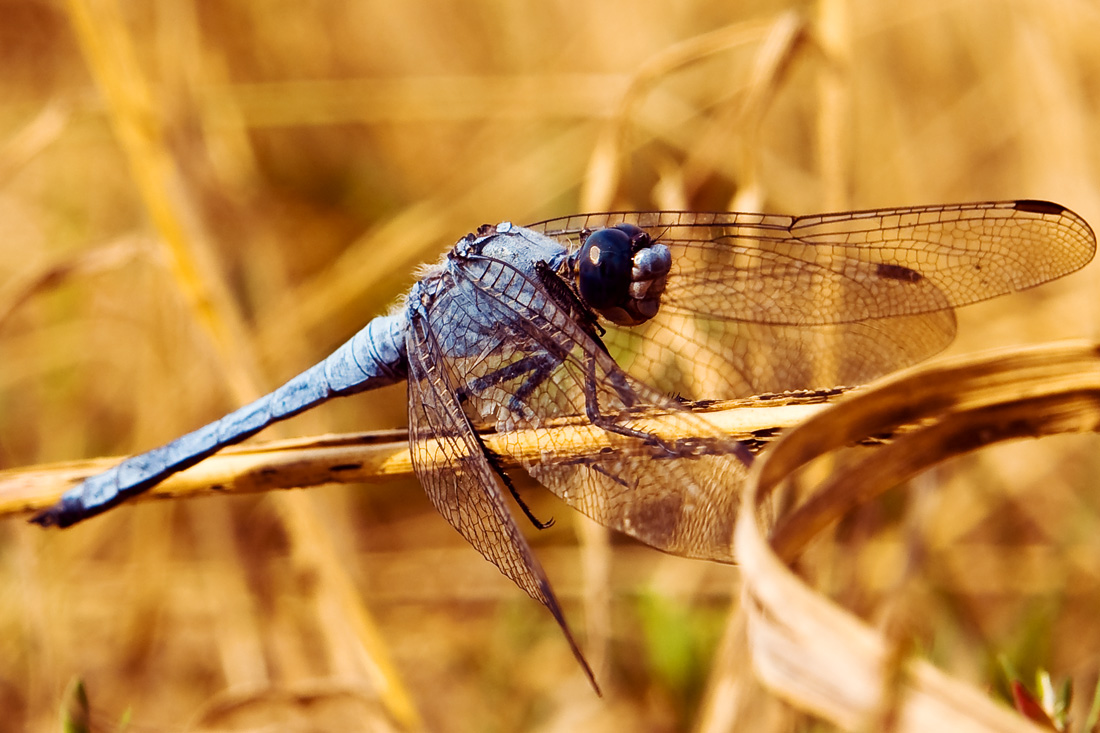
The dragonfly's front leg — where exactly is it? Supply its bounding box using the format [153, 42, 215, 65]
[577, 352, 678, 451]
[577, 354, 755, 467]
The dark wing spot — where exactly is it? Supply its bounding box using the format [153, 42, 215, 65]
[330, 463, 363, 472]
[876, 263, 923, 283]
[1014, 200, 1066, 216]
[631, 493, 683, 547]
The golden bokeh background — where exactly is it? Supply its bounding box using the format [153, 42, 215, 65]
[1, 0, 1099, 730]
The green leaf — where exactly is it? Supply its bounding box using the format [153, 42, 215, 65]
[61, 678, 90, 733]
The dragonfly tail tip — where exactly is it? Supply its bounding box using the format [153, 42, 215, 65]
[28, 507, 62, 528]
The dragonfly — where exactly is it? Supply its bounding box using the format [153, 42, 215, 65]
[30, 199, 1096, 690]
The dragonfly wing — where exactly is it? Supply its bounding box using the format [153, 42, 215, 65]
[531, 201, 1095, 398]
[405, 292, 598, 689]
[451, 252, 750, 563]
[600, 308, 957, 398]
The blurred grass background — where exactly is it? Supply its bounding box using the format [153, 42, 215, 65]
[1, 0, 1099, 730]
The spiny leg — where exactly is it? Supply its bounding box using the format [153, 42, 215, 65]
[475, 430, 554, 530]
[579, 351, 678, 453]
[467, 351, 561, 414]
[462, 350, 564, 529]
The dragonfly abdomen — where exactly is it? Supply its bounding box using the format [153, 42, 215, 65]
[31, 313, 410, 527]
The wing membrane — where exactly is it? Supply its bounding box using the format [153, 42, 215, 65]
[405, 297, 598, 688]
[529, 201, 1095, 397]
[452, 252, 750, 562]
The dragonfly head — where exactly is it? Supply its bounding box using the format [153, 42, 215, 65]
[574, 223, 672, 327]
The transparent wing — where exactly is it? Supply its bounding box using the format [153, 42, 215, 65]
[530, 200, 1095, 397]
[449, 253, 750, 562]
[405, 294, 597, 689]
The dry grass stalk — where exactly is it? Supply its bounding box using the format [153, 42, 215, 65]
[737, 342, 1100, 731]
[2, 1, 1098, 730]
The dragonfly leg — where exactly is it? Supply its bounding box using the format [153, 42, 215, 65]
[578, 353, 678, 452]
[467, 351, 560, 414]
[578, 357, 755, 467]
[461, 352, 560, 529]
[476, 433, 554, 530]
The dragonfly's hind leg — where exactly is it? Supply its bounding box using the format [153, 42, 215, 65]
[461, 351, 563, 529]
[466, 351, 560, 415]
[474, 433, 555, 530]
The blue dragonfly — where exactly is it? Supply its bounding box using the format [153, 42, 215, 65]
[32, 200, 1096, 688]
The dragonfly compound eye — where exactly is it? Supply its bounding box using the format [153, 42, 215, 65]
[578, 228, 633, 311]
[577, 224, 671, 327]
